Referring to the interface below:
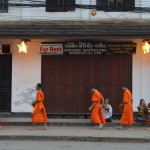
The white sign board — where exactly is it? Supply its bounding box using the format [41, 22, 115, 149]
[39, 44, 63, 55]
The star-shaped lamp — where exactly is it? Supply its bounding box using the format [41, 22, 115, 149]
[142, 41, 150, 54]
[17, 41, 28, 53]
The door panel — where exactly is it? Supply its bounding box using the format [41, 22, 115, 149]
[42, 55, 132, 113]
[0, 55, 12, 112]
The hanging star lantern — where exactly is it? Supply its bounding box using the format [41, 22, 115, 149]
[17, 41, 28, 53]
[142, 41, 150, 54]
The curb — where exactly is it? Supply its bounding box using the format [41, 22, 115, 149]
[0, 122, 147, 127]
[0, 135, 149, 143]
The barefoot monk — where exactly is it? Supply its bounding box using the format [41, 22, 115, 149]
[29, 83, 48, 130]
[117, 86, 134, 130]
[89, 88, 106, 129]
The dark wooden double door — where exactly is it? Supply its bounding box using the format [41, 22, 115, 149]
[0, 55, 12, 112]
[42, 55, 132, 113]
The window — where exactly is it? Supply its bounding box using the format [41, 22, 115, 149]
[2, 44, 10, 53]
[97, 0, 135, 11]
[46, 0, 75, 12]
[0, 0, 8, 13]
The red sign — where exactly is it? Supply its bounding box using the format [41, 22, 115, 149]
[39, 44, 63, 55]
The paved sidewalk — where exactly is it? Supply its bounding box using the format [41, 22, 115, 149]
[0, 118, 149, 143]
[0, 125, 149, 143]
[0, 118, 114, 126]
[0, 118, 147, 127]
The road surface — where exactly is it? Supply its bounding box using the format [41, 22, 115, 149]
[0, 141, 150, 150]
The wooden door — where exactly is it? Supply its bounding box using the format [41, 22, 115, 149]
[0, 55, 12, 112]
[42, 55, 132, 113]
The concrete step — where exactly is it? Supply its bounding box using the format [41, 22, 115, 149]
[0, 112, 122, 119]
[0, 118, 148, 127]
[0, 126, 149, 143]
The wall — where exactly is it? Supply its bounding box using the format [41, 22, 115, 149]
[132, 39, 150, 111]
[0, 0, 149, 113]
[142, 0, 150, 19]
[7, 39, 150, 112]
[1, 39, 146, 112]
[0, 0, 83, 21]
[20, 0, 143, 21]
[11, 39, 41, 112]
[0, 0, 149, 21]
[0, 7, 22, 21]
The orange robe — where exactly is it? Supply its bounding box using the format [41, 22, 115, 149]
[120, 89, 134, 125]
[32, 90, 48, 123]
[91, 91, 106, 124]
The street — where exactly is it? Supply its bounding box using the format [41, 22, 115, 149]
[0, 141, 150, 150]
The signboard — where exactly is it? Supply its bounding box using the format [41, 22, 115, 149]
[39, 44, 63, 55]
[39, 41, 136, 55]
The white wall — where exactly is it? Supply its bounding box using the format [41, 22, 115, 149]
[0, 0, 150, 21]
[132, 39, 150, 111]
[19, 0, 143, 21]
[1, 39, 148, 112]
[0, 0, 83, 21]
[141, 0, 150, 19]
[0, 7, 22, 21]
[11, 39, 41, 112]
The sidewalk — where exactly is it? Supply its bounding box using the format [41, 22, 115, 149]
[0, 126, 149, 143]
[0, 118, 147, 126]
[0, 118, 149, 143]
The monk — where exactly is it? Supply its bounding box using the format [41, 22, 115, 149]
[29, 83, 48, 130]
[117, 86, 134, 131]
[89, 88, 106, 129]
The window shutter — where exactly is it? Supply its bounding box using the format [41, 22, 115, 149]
[64, 0, 75, 11]
[0, 0, 8, 12]
[124, 0, 135, 10]
[46, 0, 58, 12]
[96, 0, 107, 10]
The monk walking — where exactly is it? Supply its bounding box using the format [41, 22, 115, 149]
[117, 86, 134, 130]
[89, 88, 106, 129]
[29, 83, 48, 130]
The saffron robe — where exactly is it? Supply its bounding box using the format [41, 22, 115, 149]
[91, 91, 106, 124]
[32, 90, 48, 123]
[120, 89, 134, 125]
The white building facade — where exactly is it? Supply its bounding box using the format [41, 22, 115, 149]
[0, 0, 150, 114]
